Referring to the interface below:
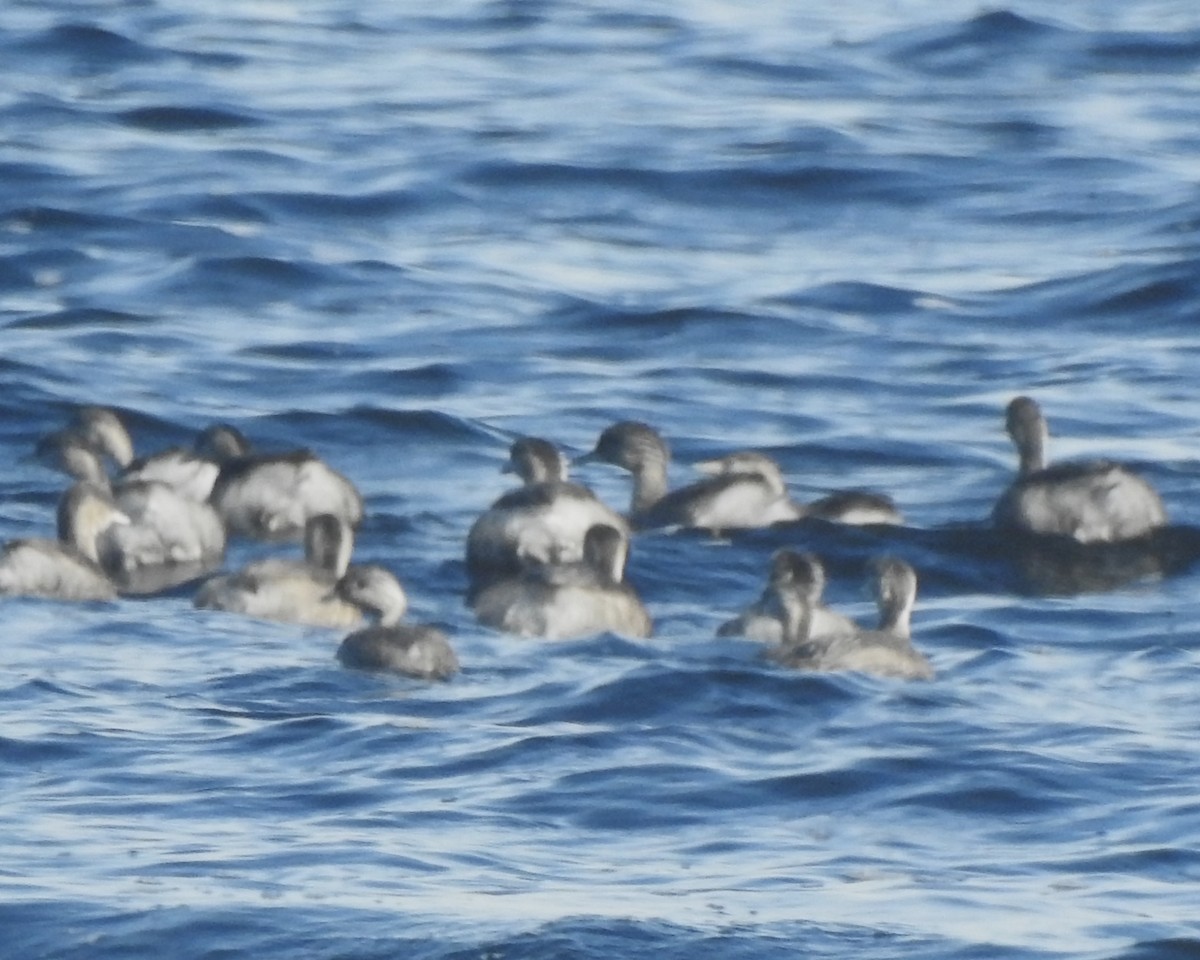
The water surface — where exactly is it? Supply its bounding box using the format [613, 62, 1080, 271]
[3, 2, 1200, 957]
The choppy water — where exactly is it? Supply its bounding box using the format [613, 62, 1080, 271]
[4, 1, 1200, 957]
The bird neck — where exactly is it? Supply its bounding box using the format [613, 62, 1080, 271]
[629, 458, 669, 515]
[878, 593, 913, 638]
[776, 587, 813, 647]
[1015, 421, 1047, 477]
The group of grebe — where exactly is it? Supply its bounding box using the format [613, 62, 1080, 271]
[1, 397, 1170, 683]
[12, 408, 453, 680]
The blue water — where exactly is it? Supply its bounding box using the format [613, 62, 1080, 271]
[3, 1, 1200, 957]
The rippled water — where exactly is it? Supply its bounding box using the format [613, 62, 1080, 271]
[4, 1, 1200, 957]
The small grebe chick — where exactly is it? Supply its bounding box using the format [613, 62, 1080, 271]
[993, 396, 1167, 543]
[194, 514, 361, 626]
[0, 483, 130, 602]
[335, 565, 459, 680]
[766, 554, 933, 681]
[465, 436, 629, 586]
[471, 523, 652, 640]
[695, 451, 903, 525]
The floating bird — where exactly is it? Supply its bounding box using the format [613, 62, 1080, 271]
[765, 554, 934, 681]
[0, 483, 129, 602]
[579, 422, 900, 532]
[335, 564, 459, 680]
[718, 548, 857, 643]
[466, 436, 629, 588]
[472, 523, 652, 640]
[695, 450, 902, 525]
[993, 395, 1167, 543]
[577, 422, 797, 532]
[36, 432, 225, 591]
[194, 514, 360, 626]
[201, 423, 363, 541]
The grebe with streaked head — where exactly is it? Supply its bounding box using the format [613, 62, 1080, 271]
[992, 396, 1167, 543]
